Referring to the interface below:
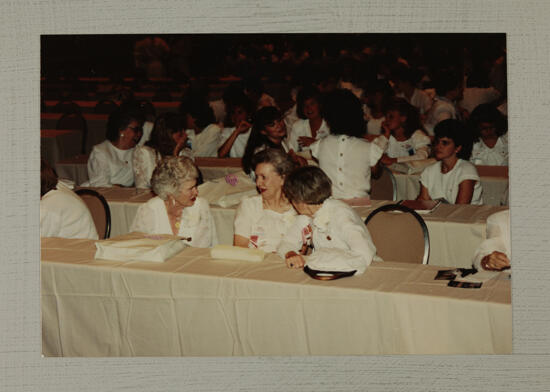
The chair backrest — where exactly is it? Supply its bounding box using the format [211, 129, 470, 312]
[370, 166, 397, 201]
[52, 100, 81, 115]
[56, 113, 88, 154]
[75, 189, 111, 239]
[94, 99, 119, 114]
[365, 203, 429, 264]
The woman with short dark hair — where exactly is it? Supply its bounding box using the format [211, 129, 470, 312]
[417, 119, 483, 204]
[468, 103, 508, 166]
[86, 108, 144, 187]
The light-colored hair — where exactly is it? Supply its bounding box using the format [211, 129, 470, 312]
[151, 156, 199, 200]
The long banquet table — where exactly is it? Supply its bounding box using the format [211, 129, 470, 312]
[41, 235, 511, 356]
[79, 185, 508, 268]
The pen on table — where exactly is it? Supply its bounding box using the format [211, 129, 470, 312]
[179, 236, 192, 241]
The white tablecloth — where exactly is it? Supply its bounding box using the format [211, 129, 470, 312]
[79, 186, 508, 268]
[41, 235, 511, 356]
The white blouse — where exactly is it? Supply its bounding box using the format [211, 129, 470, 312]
[234, 195, 299, 253]
[286, 118, 330, 152]
[40, 181, 99, 239]
[218, 127, 252, 158]
[307, 198, 379, 274]
[385, 130, 431, 163]
[85, 140, 135, 187]
[130, 196, 217, 248]
[470, 134, 508, 166]
[186, 123, 222, 157]
[310, 134, 384, 199]
[472, 209, 510, 270]
[419, 159, 483, 205]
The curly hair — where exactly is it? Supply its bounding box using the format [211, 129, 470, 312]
[283, 166, 332, 205]
[296, 85, 323, 119]
[385, 97, 424, 139]
[468, 103, 507, 140]
[151, 156, 199, 200]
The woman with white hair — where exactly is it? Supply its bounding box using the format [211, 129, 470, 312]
[130, 156, 217, 247]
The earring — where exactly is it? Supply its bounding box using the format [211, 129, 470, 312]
[120, 133, 124, 138]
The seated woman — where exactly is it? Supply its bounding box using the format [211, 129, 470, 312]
[468, 103, 508, 166]
[86, 107, 144, 187]
[130, 156, 217, 248]
[286, 85, 330, 153]
[282, 166, 379, 274]
[133, 112, 193, 189]
[417, 119, 483, 204]
[40, 159, 98, 239]
[179, 97, 222, 157]
[379, 98, 431, 165]
[217, 93, 254, 158]
[363, 79, 394, 137]
[472, 209, 510, 271]
[310, 89, 385, 199]
[234, 148, 305, 253]
[241, 106, 291, 176]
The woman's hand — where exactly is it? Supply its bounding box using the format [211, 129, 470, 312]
[173, 131, 188, 156]
[235, 120, 252, 134]
[288, 149, 308, 167]
[298, 136, 316, 148]
[380, 154, 397, 166]
[285, 251, 306, 269]
[480, 251, 510, 271]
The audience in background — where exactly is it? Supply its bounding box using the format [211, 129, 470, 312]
[468, 103, 508, 166]
[179, 96, 222, 157]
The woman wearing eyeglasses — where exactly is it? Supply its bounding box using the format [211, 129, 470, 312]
[85, 108, 144, 187]
[417, 119, 483, 204]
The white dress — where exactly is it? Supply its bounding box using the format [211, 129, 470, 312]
[40, 181, 99, 239]
[385, 130, 431, 162]
[218, 127, 252, 158]
[286, 118, 330, 152]
[423, 96, 457, 136]
[186, 123, 222, 157]
[419, 159, 483, 204]
[310, 134, 384, 199]
[130, 196, 217, 248]
[307, 198, 379, 274]
[234, 195, 299, 253]
[472, 209, 510, 270]
[470, 134, 508, 166]
[85, 140, 135, 187]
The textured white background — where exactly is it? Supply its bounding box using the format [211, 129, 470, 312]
[1, 0, 550, 390]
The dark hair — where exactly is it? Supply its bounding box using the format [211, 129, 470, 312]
[250, 148, 295, 178]
[105, 107, 145, 142]
[434, 119, 472, 160]
[225, 93, 254, 127]
[296, 85, 323, 119]
[391, 64, 421, 86]
[146, 112, 186, 157]
[433, 69, 462, 97]
[468, 103, 507, 140]
[385, 97, 424, 139]
[323, 89, 365, 137]
[242, 106, 284, 174]
[283, 166, 332, 205]
[179, 97, 216, 129]
[41, 159, 58, 197]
